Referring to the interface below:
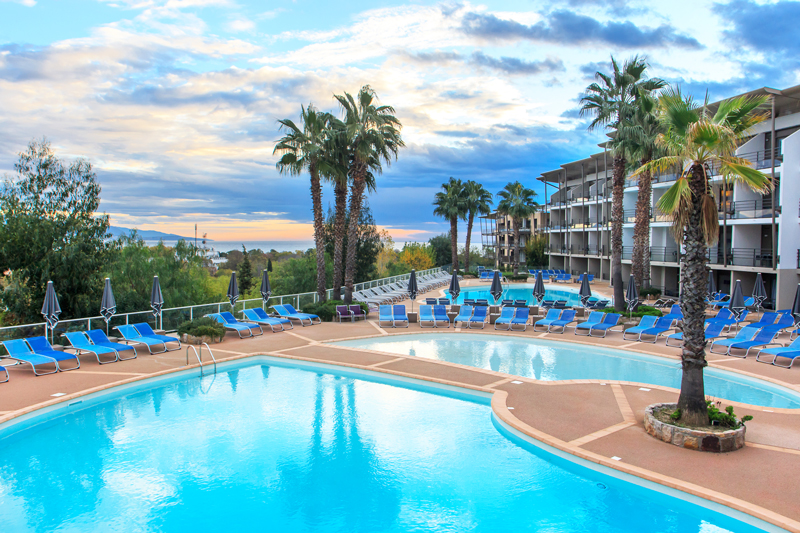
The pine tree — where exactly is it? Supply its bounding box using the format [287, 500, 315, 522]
[239, 245, 253, 294]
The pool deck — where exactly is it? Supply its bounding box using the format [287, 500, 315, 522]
[2, 278, 800, 532]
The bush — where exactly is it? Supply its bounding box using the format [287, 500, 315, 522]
[670, 401, 753, 428]
[639, 287, 662, 298]
[598, 305, 662, 318]
[177, 316, 225, 342]
[302, 300, 370, 322]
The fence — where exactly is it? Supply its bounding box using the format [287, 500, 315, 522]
[0, 267, 445, 347]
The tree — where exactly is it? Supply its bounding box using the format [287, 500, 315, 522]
[0, 139, 113, 322]
[580, 56, 666, 311]
[398, 242, 435, 271]
[335, 86, 404, 303]
[462, 181, 493, 272]
[525, 234, 549, 268]
[375, 234, 398, 277]
[634, 88, 769, 426]
[428, 233, 452, 267]
[239, 246, 253, 294]
[267, 258, 273, 272]
[432, 177, 466, 270]
[323, 201, 383, 284]
[496, 182, 538, 275]
[619, 91, 665, 289]
[274, 105, 338, 302]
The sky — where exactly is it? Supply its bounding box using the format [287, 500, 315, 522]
[1, 0, 799, 243]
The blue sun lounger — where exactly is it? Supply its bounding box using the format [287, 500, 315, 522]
[63, 331, 120, 364]
[1, 339, 62, 376]
[621, 315, 659, 341]
[575, 311, 607, 336]
[510, 307, 530, 331]
[468, 306, 488, 329]
[708, 328, 757, 355]
[665, 321, 726, 347]
[218, 312, 263, 336]
[635, 316, 674, 343]
[585, 313, 623, 338]
[133, 323, 184, 348]
[662, 304, 683, 326]
[378, 305, 394, 328]
[206, 313, 258, 338]
[86, 330, 137, 360]
[533, 309, 562, 332]
[548, 309, 576, 333]
[25, 337, 81, 371]
[419, 305, 436, 328]
[0, 364, 7, 383]
[755, 337, 800, 368]
[273, 304, 320, 326]
[432, 305, 451, 327]
[711, 328, 778, 357]
[454, 305, 473, 327]
[242, 308, 287, 332]
[392, 305, 409, 328]
[115, 324, 171, 353]
[494, 307, 516, 330]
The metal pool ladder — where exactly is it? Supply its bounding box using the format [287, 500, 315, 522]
[186, 343, 217, 376]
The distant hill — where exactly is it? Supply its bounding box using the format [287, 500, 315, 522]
[108, 226, 213, 242]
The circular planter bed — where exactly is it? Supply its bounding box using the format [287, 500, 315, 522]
[644, 403, 745, 453]
[181, 333, 221, 345]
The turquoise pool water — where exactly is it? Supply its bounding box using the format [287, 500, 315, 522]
[333, 334, 800, 409]
[454, 283, 602, 305]
[0, 361, 778, 532]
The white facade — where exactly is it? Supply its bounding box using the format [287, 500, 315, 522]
[536, 85, 800, 309]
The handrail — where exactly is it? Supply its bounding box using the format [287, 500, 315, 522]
[186, 342, 217, 377]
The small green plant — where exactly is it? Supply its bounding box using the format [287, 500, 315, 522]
[706, 400, 753, 428]
[177, 316, 225, 342]
[670, 408, 682, 421]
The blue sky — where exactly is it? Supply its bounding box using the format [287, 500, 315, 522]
[1, 0, 798, 242]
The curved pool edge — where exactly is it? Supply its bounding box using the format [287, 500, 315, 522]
[1, 350, 798, 533]
[322, 328, 800, 414]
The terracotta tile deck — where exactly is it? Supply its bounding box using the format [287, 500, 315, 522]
[2, 278, 800, 532]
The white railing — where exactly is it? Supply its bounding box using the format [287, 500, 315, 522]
[0, 267, 444, 345]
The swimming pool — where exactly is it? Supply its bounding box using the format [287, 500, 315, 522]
[333, 334, 800, 409]
[0, 360, 780, 532]
[453, 283, 603, 306]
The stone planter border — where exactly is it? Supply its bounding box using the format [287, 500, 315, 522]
[181, 333, 221, 345]
[644, 403, 745, 453]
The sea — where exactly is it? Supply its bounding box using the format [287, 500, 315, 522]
[143, 239, 457, 253]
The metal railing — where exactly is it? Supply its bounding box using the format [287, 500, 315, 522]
[0, 267, 444, 346]
[650, 247, 679, 263]
[706, 248, 775, 268]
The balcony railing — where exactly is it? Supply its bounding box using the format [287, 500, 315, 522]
[706, 248, 775, 268]
[650, 247, 679, 263]
[725, 199, 777, 219]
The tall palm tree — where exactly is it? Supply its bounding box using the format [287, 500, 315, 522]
[634, 88, 770, 426]
[325, 119, 351, 301]
[274, 105, 338, 302]
[618, 92, 664, 289]
[335, 86, 403, 304]
[496, 182, 538, 275]
[462, 181, 493, 272]
[580, 56, 666, 311]
[433, 177, 467, 270]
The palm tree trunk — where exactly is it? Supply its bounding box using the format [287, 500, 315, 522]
[611, 154, 626, 311]
[450, 218, 459, 271]
[513, 220, 520, 276]
[677, 163, 710, 426]
[332, 178, 347, 300]
[464, 212, 474, 272]
[632, 159, 653, 289]
[310, 167, 327, 302]
[344, 163, 367, 304]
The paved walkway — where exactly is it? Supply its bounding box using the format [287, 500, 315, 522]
[2, 279, 799, 532]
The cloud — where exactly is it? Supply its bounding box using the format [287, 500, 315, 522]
[226, 19, 255, 33]
[717, 0, 800, 52]
[403, 49, 564, 76]
[459, 10, 703, 49]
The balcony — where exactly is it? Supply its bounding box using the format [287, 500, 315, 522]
[706, 248, 775, 268]
[570, 245, 603, 256]
[724, 199, 777, 219]
[650, 247, 679, 263]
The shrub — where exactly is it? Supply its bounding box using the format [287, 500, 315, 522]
[177, 316, 225, 342]
[639, 287, 662, 298]
[302, 300, 370, 322]
[598, 305, 662, 318]
[706, 400, 753, 428]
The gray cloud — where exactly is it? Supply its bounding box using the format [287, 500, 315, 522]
[717, 0, 800, 52]
[403, 49, 563, 76]
[459, 10, 703, 49]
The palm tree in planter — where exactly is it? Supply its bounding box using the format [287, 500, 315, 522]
[618, 91, 664, 289]
[496, 182, 538, 276]
[462, 181, 493, 272]
[580, 56, 665, 311]
[633, 88, 770, 426]
[433, 177, 467, 271]
[274, 105, 339, 302]
[335, 86, 404, 304]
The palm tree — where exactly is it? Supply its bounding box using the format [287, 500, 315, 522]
[462, 181, 493, 272]
[325, 119, 351, 301]
[433, 177, 467, 270]
[618, 92, 664, 289]
[633, 88, 770, 426]
[274, 105, 338, 302]
[580, 56, 666, 311]
[496, 182, 538, 275]
[335, 86, 403, 304]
